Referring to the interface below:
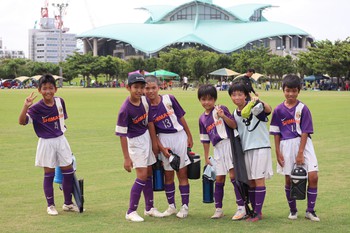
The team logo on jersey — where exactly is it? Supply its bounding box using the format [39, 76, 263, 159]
[132, 113, 148, 125]
[42, 115, 61, 123]
[296, 111, 301, 120]
[206, 119, 223, 133]
[166, 103, 173, 111]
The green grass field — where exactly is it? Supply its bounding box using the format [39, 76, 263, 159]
[1, 87, 349, 233]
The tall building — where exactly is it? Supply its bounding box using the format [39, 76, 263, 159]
[28, 4, 77, 64]
[78, 0, 312, 59]
[0, 37, 25, 59]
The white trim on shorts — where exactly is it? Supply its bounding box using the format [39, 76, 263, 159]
[127, 130, 156, 168]
[245, 148, 273, 180]
[277, 137, 319, 175]
[213, 138, 234, 176]
[35, 135, 73, 168]
[159, 130, 190, 171]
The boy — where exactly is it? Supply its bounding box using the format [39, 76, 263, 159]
[228, 81, 273, 222]
[115, 73, 163, 222]
[197, 84, 246, 220]
[269, 74, 320, 222]
[144, 76, 193, 218]
[18, 74, 78, 216]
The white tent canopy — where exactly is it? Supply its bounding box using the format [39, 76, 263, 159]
[209, 68, 240, 77]
[235, 73, 265, 82]
[31, 75, 64, 81]
[15, 76, 31, 82]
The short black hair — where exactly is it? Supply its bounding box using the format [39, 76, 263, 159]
[197, 84, 217, 100]
[145, 75, 161, 86]
[228, 81, 249, 97]
[38, 74, 56, 89]
[282, 74, 301, 90]
[247, 68, 255, 73]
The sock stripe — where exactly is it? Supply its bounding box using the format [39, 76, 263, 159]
[135, 180, 146, 186]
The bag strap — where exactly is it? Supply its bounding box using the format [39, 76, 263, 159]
[141, 96, 149, 124]
[295, 102, 304, 136]
[54, 97, 66, 133]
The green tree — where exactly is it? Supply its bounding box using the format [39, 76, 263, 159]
[265, 55, 295, 79]
[127, 57, 145, 72]
[0, 58, 28, 78]
[65, 52, 95, 87]
[298, 39, 350, 81]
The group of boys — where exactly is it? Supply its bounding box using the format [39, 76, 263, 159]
[19, 72, 320, 223]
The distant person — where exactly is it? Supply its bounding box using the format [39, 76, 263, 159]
[183, 76, 188, 90]
[270, 74, 320, 222]
[18, 74, 79, 216]
[242, 69, 258, 99]
[115, 73, 164, 222]
[265, 80, 270, 91]
[168, 80, 173, 90]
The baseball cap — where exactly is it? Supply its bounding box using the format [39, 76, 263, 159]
[128, 73, 146, 85]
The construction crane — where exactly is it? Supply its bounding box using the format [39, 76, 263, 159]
[83, 0, 96, 28]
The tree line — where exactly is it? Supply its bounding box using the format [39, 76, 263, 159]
[0, 38, 349, 87]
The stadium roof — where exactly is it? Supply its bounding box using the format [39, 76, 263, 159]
[77, 1, 310, 54]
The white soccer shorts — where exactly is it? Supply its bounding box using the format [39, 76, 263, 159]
[245, 148, 273, 180]
[35, 135, 73, 168]
[277, 137, 319, 175]
[127, 130, 156, 168]
[213, 138, 234, 176]
[159, 130, 191, 171]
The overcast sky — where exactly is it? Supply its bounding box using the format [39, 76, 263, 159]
[0, 0, 349, 56]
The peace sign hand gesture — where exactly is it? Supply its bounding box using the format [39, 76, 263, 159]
[24, 92, 37, 107]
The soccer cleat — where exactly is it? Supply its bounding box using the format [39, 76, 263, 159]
[47, 205, 58, 216]
[305, 211, 320, 222]
[62, 203, 80, 212]
[125, 211, 144, 222]
[246, 213, 262, 222]
[162, 204, 177, 217]
[176, 204, 189, 218]
[288, 211, 298, 220]
[231, 206, 246, 221]
[211, 208, 224, 219]
[144, 208, 164, 218]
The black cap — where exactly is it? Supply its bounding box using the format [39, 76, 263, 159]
[128, 73, 146, 85]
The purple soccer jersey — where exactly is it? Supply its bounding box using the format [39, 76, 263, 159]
[151, 94, 185, 134]
[270, 101, 313, 140]
[199, 105, 233, 146]
[26, 97, 68, 139]
[115, 96, 154, 138]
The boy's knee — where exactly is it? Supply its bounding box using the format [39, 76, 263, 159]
[308, 172, 318, 187]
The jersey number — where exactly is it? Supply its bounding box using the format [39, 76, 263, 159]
[162, 119, 172, 128]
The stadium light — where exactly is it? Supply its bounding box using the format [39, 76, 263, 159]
[52, 2, 68, 87]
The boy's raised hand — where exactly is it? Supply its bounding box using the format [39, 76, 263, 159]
[24, 92, 37, 107]
[215, 105, 224, 118]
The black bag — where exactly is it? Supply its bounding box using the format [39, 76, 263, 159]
[290, 166, 307, 200]
[187, 148, 201, 179]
